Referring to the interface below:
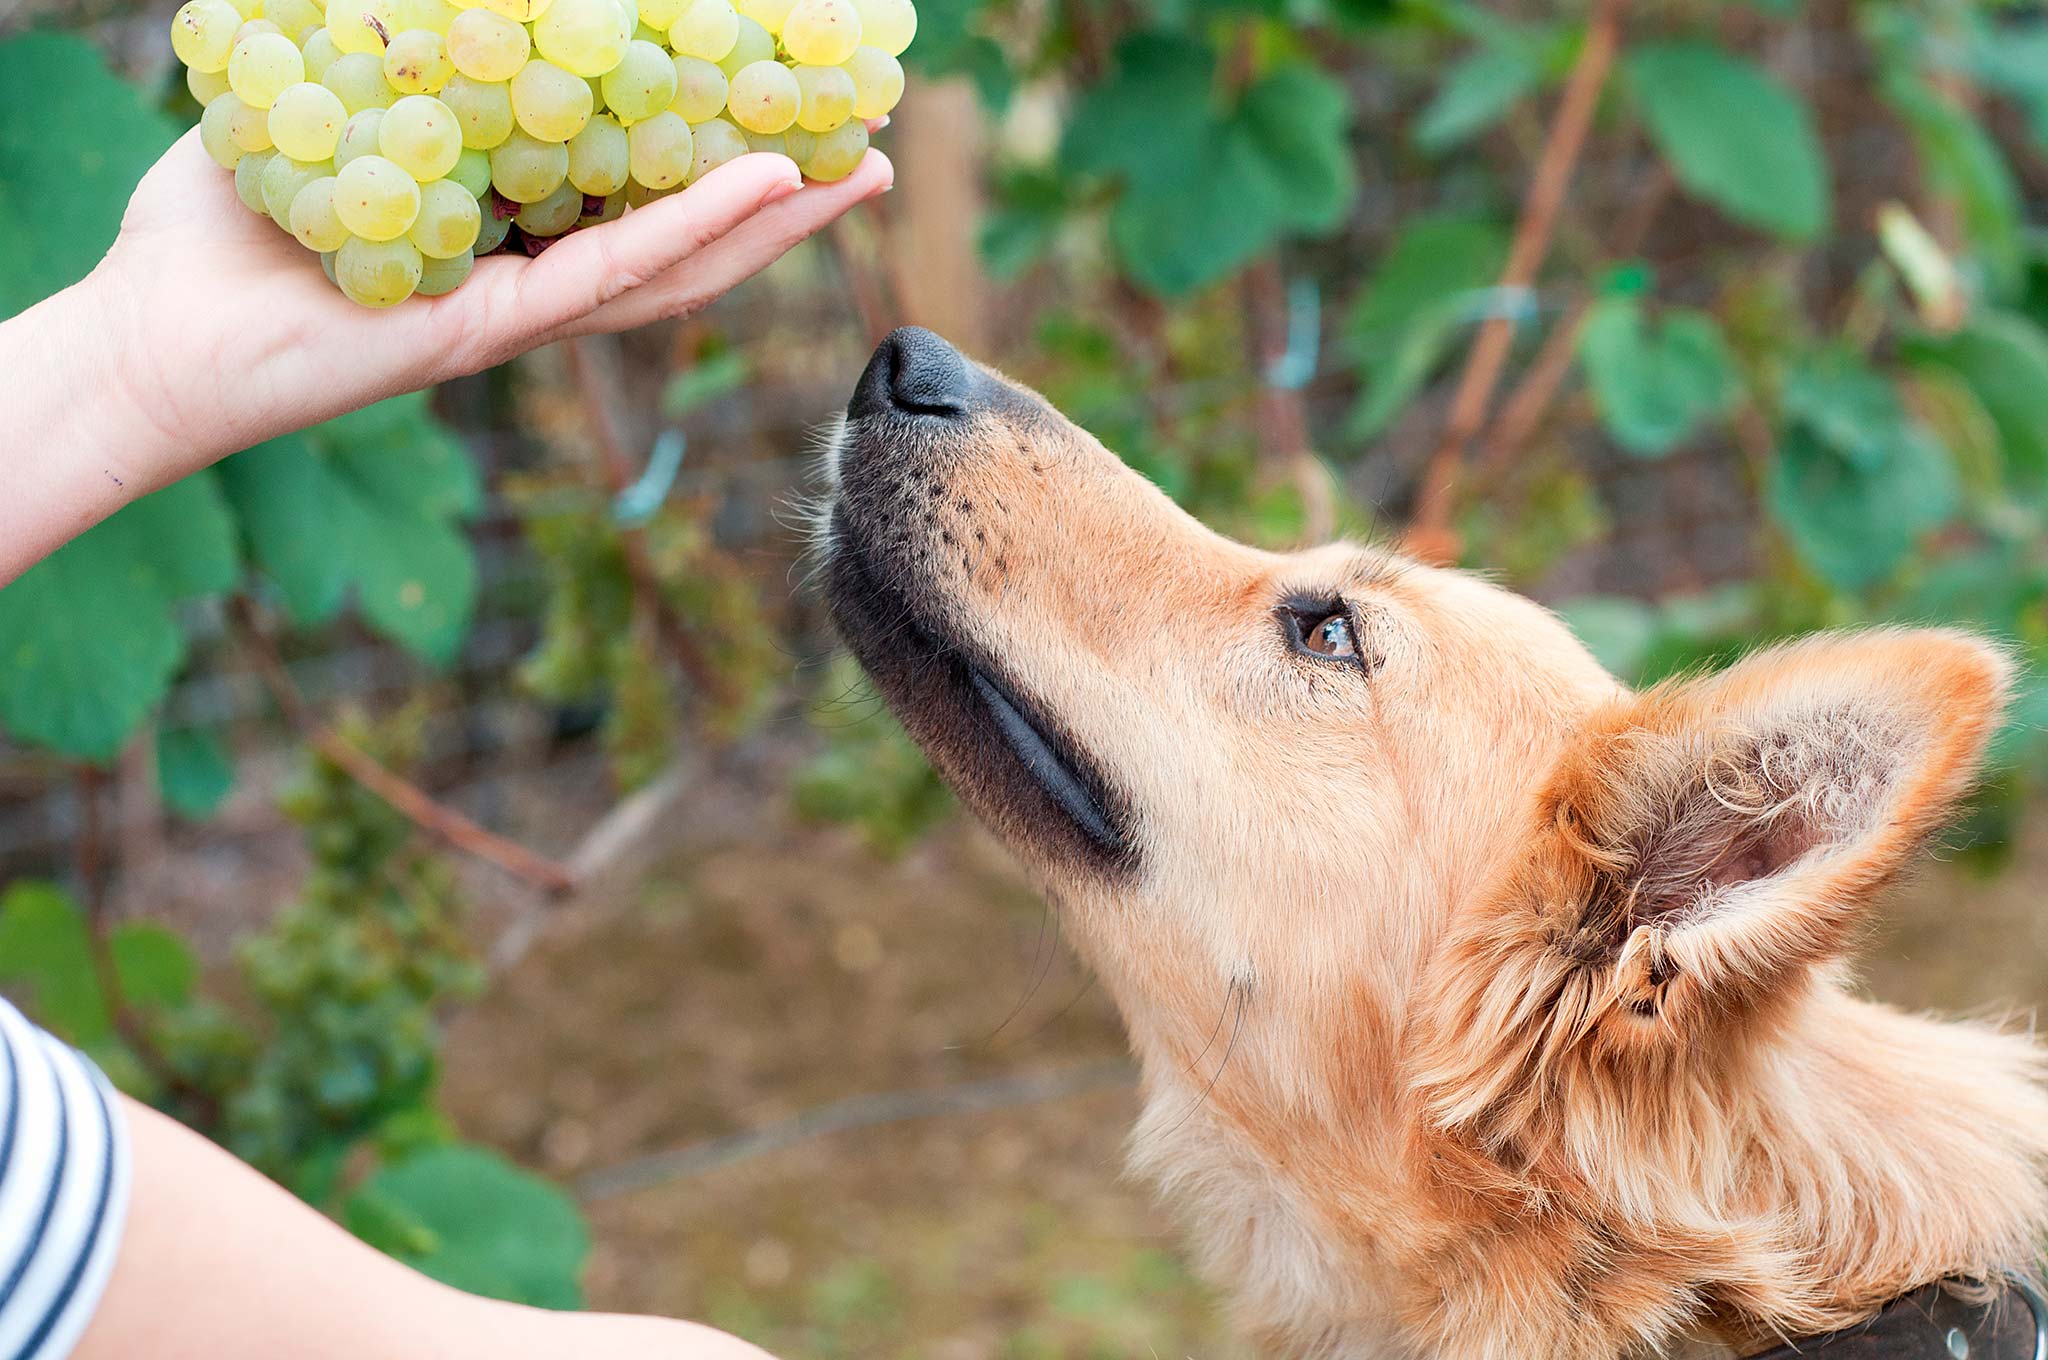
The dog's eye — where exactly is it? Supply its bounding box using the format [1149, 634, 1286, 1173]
[1302, 614, 1357, 658]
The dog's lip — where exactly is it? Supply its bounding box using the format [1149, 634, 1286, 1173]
[967, 668, 1121, 851]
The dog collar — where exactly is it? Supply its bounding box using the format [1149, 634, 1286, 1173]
[1745, 1278, 2047, 1359]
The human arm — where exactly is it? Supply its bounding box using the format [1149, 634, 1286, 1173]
[0, 128, 892, 584]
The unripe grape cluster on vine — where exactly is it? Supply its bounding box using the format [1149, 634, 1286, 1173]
[171, 0, 912, 306]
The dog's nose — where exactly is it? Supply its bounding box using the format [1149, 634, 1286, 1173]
[848, 326, 974, 419]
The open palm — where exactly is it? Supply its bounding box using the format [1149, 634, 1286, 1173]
[95, 127, 892, 494]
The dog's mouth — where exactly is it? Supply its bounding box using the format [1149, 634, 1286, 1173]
[823, 517, 1135, 875]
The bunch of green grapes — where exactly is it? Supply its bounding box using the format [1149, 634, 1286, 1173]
[171, 0, 911, 308]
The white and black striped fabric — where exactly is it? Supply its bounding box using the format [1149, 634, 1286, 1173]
[0, 997, 130, 1360]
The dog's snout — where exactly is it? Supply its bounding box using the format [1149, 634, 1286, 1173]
[848, 326, 975, 419]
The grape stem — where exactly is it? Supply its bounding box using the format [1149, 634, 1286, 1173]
[228, 596, 579, 895]
[1402, 0, 1631, 564]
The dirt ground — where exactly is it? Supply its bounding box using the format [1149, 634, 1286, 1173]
[437, 778, 2048, 1360]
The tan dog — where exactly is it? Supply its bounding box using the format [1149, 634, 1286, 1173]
[817, 327, 2048, 1359]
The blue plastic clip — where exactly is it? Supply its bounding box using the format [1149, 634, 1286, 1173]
[1264, 277, 1322, 392]
[612, 428, 686, 527]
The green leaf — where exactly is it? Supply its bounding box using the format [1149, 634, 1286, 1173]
[1905, 313, 2048, 495]
[1886, 76, 2022, 298]
[1627, 42, 1830, 241]
[1414, 43, 1542, 154]
[1064, 37, 1353, 293]
[898, 0, 1011, 109]
[1578, 293, 1738, 456]
[158, 726, 235, 820]
[1766, 350, 1958, 590]
[0, 34, 180, 317]
[219, 394, 480, 663]
[1344, 212, 1507, 439]
[0, 883, 195, 1052]
[345, 1145, 589, 1308]
[660, 351, 749, 418]
[980, 165, 1071, 279]
[0, 475, 237, 760]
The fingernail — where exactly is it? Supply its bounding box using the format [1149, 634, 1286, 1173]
[766, 178, 804, 203]
[874, 116, 890, 129]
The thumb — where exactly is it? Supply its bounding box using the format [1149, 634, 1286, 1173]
[489, 152, 805, 346]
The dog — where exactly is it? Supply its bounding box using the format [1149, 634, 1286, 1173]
[815, 326, 2048, 1358]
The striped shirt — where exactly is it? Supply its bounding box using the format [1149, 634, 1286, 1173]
[0, 997, 130, 1360]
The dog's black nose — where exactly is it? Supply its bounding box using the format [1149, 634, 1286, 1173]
[848, 326, 974, 419]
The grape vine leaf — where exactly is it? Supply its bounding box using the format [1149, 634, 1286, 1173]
[1766, 350, 1958, 590]
[1626, 42, 1830, 241]
[159, 725, 236, 820]
[1579, 292, 1738, 457]
[0, 475, 238, 761]
[1062, 34, 1354, 294]
[0, 881, 198, 1052]
[1886, 76, 2022, 298]
[219, 394, 481, 664]
[1343, 212, 1507, 440]
[1904, 313, 2048, 495]
[0, 33, 180, 317]
[344, 1144, 589, 1308]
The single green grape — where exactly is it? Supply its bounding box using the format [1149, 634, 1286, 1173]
[324, 0, 396, 53]
[188, 64, 234, 107]
[726, 59, 798, 135]
[625, 109, 693, 187]
[715, 13, 771, 76]
[172, 0, 244, 72]
[289, 176, 351, 250]
[410, 178, 483, 255]
[780, 0, 859, 66]
[509, 58, 593, 141]
[262, 153, 334, 227]
[334, 153, 423, 238]
[667, 54, 726, 121]
[336, 235, 424, 305]
[333, 107, 387, 166]
[268, 80, 348, 159]
[839, 44, 900, 119]
[234, 149, 277, 213]
[848, 0, 910, 57]
[488, 127, 570, 201]
[566, 114, 629, 194]
[667, 0, 736, 60]
[791, 63, 853, 132]
[323, 50, 398, 112]
[513, 178, 583, 235]
[383, 29, 454, 93]
[599, 40, 676, 124]
[442, 74, 514, 148]
[417, 248, 475, 296]
[636, 0, 686, 31]
[800, 115, 864, 180]
[380, 93, 463, 178]
[200, 92, 255, 167]
[531, 0, 631, 78]
[474, 204, 513, 253]
[301, 27, 343, 79]
[448, 144, 494, 194]
[445, 9, 527, 80]
[266, 0, 328, 41]
[229, 32, 306, 108]
[733, 0, 793, 32]
[783, 125, 816, 162]
[393, 0, 461, 31]
[686, 115, 747, 179]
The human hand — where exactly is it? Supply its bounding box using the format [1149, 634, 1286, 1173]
[84, 127, 892, 497]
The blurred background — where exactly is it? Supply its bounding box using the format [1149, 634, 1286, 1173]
[5, 0, 2048, 1352]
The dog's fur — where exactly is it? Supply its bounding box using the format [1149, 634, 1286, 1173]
[817, 332, 2048, 1359]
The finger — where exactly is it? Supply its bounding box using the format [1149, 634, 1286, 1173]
[552, 149, 894, 342]
[481, 152, 806, 350]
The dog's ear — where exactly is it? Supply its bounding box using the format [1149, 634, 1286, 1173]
[1539, 629, 2011, 1024]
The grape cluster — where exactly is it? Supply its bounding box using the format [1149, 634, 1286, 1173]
[171, 0, 912, 307]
